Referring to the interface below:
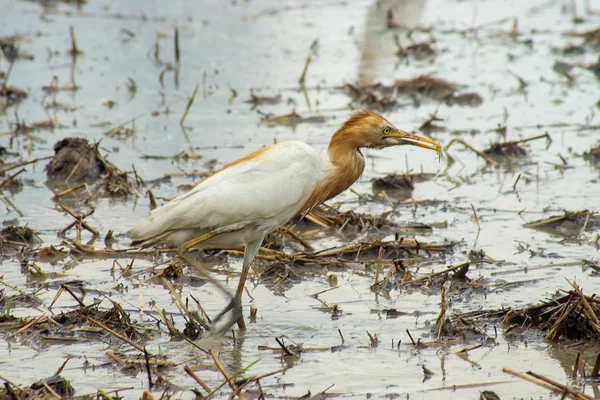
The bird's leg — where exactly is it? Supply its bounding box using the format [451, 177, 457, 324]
[189, 238, 262, 336]
[233, 238, 263, 330]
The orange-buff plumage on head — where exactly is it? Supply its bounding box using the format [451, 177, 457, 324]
[300, 110, 440, 215]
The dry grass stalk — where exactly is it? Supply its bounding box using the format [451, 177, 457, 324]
[184, 365, 212, 394]
[209, 349, 243, 399]
[443, 138, 496, 165]
[81, 314, 146, 353]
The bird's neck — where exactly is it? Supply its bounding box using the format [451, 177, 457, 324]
[300, 132, 365, 215]
[326, 137, 366, 192]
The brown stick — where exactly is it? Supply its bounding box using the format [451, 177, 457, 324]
[209, 350, 243, 399]
[184, 365, 212, 394]
[503, 367, 593, 400]
[443, 137, 496, 165]
[527, 370, 594, 400]
[0, 168, 24, 189]
[568, 281, 600, 333]
[82, 314, 146, 353]
[0, 156, 53, 176]
[57, 202, 99, 237]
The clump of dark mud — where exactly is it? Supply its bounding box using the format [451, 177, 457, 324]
[0, 225, 41, 255]
[525, 210, 599, 237]
[583, 142, 600, 162]
[30, 375, 75, 397]
[0, 83, 28, 114]
[372, 172, 435, 200]
[258, 110, 328, 128]
[484, 132, 551, 161]
[45, 137, 142, 197]
[0, 374, 74, 399]
[46, 138, 106, 182]
[344, 74, 483, 109]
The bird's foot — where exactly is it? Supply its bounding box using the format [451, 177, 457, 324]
[207, 296, 242, 336]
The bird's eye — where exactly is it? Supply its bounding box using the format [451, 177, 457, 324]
[383, 127, 390, 135]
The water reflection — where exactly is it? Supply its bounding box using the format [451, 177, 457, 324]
[359, 0, 427, 85]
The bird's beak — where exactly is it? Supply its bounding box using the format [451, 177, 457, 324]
[389, 129, 441, 152]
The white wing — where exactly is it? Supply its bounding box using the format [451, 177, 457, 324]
[130, 141, 324, 247]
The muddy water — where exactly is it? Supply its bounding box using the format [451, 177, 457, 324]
[1, 0, 599, 398]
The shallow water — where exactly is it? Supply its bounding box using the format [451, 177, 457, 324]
[1, 0, 599, 398]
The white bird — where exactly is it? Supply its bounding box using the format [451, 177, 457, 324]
[130, 110, 441, 334]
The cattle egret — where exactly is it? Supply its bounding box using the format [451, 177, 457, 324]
[130, 110, 441, 334]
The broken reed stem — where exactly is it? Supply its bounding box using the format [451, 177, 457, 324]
[57, 202, 99, 237]
[399, 262, 471, 287]
[502, 367, 594, 400]
[406, 329, 416, 345]
[174, 27, 180, 64]
[231, 367, 288, 398]
[0, 168, 24, 189]
[0, 156, 53, 176]
[512, 173, 521, 190]
[568, 280, 600, 333]
[338, 328, 345, 345]
[8, 314, 47, 338]
[310, 285, 339, 297]
[184, 365, 212, 394]
[82, 314, 146, 353]
[61, 284, 85, 307]
[592, 352, 600, 378]
[471, 204, 481, 231]
[443, 138, 496, 165]
[180, 84, 199, 126]
[435, 286, 447, 337]
[374, 246, 384, 286]
[513, 132, 552, 147]
[572, 353, 581, 379]
[144, 347, 153, 388]
[209, 350, 242, 398]
[527, 371, 594, 400]
[298, 53, 312, 85]
[274, 337, 295, 357]
[69, 25, 81, 56]
[52, 183, 91, 200]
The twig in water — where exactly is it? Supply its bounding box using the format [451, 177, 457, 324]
[180, 84, 199, 126]
[0, 156, 53, 176]
[69, 25, 82, 56]
[338, 328, 345, 346]
[592, 351, 600, 378]
[512, 174, 521, 190]
[81, 314, 146, 353]
[184, 365, 212, 394]
[444, 138, 496, 165]
[144, 347, 153, 388]
[572, 353, 581, 379]
[174, 27, 180, 64]
[471, 204, 481, 232]
[502, 367, 594, 400]
[209, 350, 241, 397]
[52, 183, 92, 200]
[434, 286, 447, 338]
[0, 168, 24, 190]
[298, 54, 312, 85]
[406, 329, 416, 345]
[58, 203, 99, 237]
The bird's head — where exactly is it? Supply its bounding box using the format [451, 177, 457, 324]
[332, 110, 441, 153]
